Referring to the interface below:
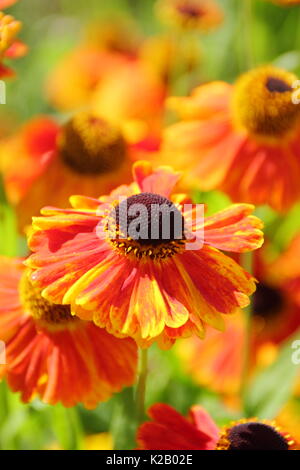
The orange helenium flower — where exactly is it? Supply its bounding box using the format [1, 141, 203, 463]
[0, 10, 27, 78]
[175, 312, 245, 395]
[46, 28, 166, 147]
[0, 113, 133, 230]
[155, 0, 223, 31]
[137, 403, 299, 450]
[176, 241, 300, 395]
[270, 233, 300, 303]
[26, 161, 263, 348]
[46, 47, 131, 113]
[250, 242, 300, 346]
[45, 20, 142, 112]
[91, 60, 166, 146]
[162, 66, 300, 212]
[0, 257, 137, 408]
[0, 0, 18, 7]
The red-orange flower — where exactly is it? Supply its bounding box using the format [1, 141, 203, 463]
[91, 60, 166, 147]
[137, 404, 219, 450]
[46, 47, 130, 113]
[250, 241, 300, 347]
[175, 311, 245, 395]
[0, 256, 137, 408]
[175, 240, 300, 395]
[0, 113, 134, 230]
[45, 19, 139, 112]
[26, 161, 263, 348]
[162, 66, 300, 212]
[137, 403, 298, 450]
[270, 234, 300, 305]
[0, 10, 27, 78]
[0, 0, 18, 8]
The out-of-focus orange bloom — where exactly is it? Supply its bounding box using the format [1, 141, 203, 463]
[46, 23, 166, 147]
[137, 403, 299, 450]
[46, 47, 131, 112]
[155, 0, 223, 31]
[0, 113, 135, 230]
[0, 257, 137, 408]
[25, 161, 263, 348]
[45, 20, 140, 112]
[0, 0, 18, 8]
[175, 312, 245, 395]
[0, 11, 27, 78]
[0, 117, 59, 204]
[91, 60, 166, 145]
[161, 66, 300, 212]
[140, 35, 180, 85]
[270, 234, 300, 303]
[175, 240, 300, 395]
[252, 240, 300, 347]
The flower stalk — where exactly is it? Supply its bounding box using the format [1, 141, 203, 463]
[136, 348, 149, 424]
[240, 250, 254, 406]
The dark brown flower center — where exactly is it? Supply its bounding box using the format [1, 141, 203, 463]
[227, 422, 289, 450]
[113, 192, 185, 246]
[266, 77, 292, 93]
[20, 272, 78, 328]
[57, 112, 127, 175]
[253, 282, 284, 319]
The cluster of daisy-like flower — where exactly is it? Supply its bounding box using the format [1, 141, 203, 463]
[1, 0, 300, 451]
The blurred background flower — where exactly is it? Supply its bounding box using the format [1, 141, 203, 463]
[161, 66, 300, 212]
[0, 112, 134, 230]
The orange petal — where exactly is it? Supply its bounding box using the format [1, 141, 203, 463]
[167, 82, 232, 120]
[133, 160, 181, 197]
[202, 204, 264, 252]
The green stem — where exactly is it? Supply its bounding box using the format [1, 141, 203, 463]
[135, 348, 148, 423]
[295, 6, 300, 50]
[240, 251, 254, 407]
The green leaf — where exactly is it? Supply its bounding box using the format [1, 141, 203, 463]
[192, 190, 232, 215]
[51, 405, 83, 450]
[109, 387, 137, 450]
[244, 330, 300, 419]
[272, 203, 300, 251]
[0, 175, 17, 257]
